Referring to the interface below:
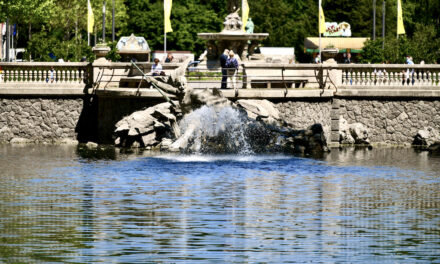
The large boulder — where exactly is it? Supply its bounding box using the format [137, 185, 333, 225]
[413, 127, 440, 148]
[114, 102, 179, 148]
[428, 142, 440, 155]
[236, 99, 282, 126]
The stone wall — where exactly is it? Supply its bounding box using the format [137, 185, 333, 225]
[274, 100, 332, 139]
[338, 99, 440, 144]
[0, 97, 84, 143]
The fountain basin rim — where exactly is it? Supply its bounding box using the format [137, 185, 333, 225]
[198, 32, 269, 41]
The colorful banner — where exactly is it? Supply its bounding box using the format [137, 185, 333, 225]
[323, 22, 352, 37]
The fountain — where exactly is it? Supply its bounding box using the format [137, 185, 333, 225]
[197, 4, 268, 62]
[113, 65, 329, 155]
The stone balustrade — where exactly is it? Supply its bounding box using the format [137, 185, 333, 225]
[338, 64, 440, 88]
[0, 62, 89, 84]
[1, 62, 440, 93]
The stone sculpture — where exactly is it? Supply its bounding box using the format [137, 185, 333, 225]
[113, 65, 329, 155]
[222, 9, 243, 32]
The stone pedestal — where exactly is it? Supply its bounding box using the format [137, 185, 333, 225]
[92, 45, 111, 62]
[323, 58, 341, 89]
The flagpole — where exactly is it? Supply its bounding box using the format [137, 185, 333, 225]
[112, 0, 115, 42]
[164, 0, 166, 59]
[102, 1, 106, 43]
[396, 0, 398, 39]
[319, 0, 322, 63]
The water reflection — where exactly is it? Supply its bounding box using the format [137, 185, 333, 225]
[0, 145, 439, 263]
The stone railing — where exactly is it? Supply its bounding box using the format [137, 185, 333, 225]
[0, 62, 90, 85]
[338, 64, 440, 88]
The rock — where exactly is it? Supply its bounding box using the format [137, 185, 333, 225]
[86, 142, 98, 149]
[10, 138, 33, 144]
[0, 126, 14, 142]
[350, 123, 370, 144]
[141, 132, 157, 146]
[160, 138, 173, 150]
[428, 142, 440, 154]
[57, 138, 79, 145]
[236, 99, 280, 122]
[413, 127, 440, 147]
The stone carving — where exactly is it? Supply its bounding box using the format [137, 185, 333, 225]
[339, 116, 371, 146]
[222, 9, 243, 32]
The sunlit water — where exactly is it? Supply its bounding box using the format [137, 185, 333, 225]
[0, 145, 439, 263]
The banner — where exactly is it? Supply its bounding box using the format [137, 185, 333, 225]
[319, 6, 326, 34]
[164, 0, 173, 33]
[87, 0, 94, 33]
[397, 0, 405, 35]
[323, 22, 352, 37]
[242, 0, 249, 32]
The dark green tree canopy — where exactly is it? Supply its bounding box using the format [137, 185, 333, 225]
[1, 0, 439, 62]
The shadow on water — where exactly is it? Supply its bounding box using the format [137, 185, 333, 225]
[76, 144, 118, 160]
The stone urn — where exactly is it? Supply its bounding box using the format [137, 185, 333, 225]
[92, 44, 111, 61]
[322, 48, 339, 61]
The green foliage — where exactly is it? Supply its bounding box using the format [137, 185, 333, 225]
[105, 41, 121, 62]
[361, 23, 440, 64]
[2, 0, 440, 62]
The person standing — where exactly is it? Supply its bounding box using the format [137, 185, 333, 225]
[405, 55, 414, 85]
[344, 52, 352, 64]
[220, 49, 229, 89]
[226, 50, 239, 90]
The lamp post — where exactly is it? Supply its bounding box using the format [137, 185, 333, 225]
[382, 0, 386, 49]
[373, 0, 376, 40]
[102, 1, 106, 43]
[112, 0, 115, 42]
[6, 18, 9, 62]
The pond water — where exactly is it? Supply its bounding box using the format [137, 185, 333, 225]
[0, 145, 439, 263]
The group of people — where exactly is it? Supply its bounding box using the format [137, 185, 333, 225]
[150, 53, 174, 76]
[220, 49, 239, 89]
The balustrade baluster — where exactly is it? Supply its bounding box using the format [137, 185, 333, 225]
[421, 70, 427, 86]
[40, 70, 45, 83]
[67, 69, 72, 83]
[366, 71, 371, 86]
[10, 69, 15, 83]
[425, 71, 430, 86]
[416, 71, 421, 86]
[3, 69, 8, 82]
